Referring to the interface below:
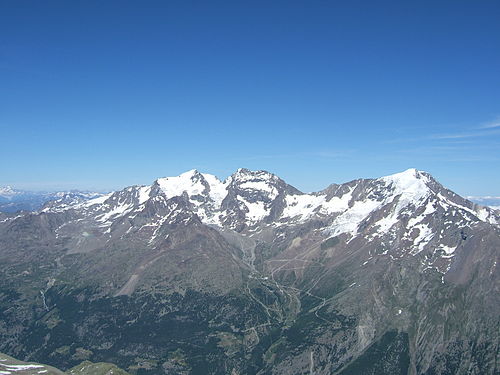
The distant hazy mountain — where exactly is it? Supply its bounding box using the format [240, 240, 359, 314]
[0, 187, 104, 213]
[468, 196, 500, 210]
[0, 169, 498, 374]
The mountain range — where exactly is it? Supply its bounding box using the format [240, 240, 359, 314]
[0, 168, 498, 374]
[466, 196, 500, 211]
[0, 187, 103, 213]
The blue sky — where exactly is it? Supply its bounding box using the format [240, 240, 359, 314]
[1, 1, 499, 195]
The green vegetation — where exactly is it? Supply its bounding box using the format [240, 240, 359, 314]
[67, 360, 131, 375]
[320, 236, 340, 250]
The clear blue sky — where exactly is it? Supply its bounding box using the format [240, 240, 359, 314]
[1, 1, 499, 195]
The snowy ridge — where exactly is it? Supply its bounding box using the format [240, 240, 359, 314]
[38, 168, 499, 271]
[0, 186, 19, 197]
[230, 168, 280, 200]
[157, 170, 214, 200]
[280, 169, 432, 236]
[157, 170, 228, 225]
[43, 168, 499, 232]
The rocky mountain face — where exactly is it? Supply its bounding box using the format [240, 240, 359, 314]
[0, 169, 498, 375]
[0, 188, 103, 213]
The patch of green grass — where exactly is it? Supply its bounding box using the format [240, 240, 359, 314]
[320, 236, 340, 250]
[67, 360, 131, 375]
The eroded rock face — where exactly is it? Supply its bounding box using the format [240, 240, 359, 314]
[0, 169, 498, 374]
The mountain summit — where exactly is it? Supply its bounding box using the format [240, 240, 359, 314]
[0, 169, 498, 374]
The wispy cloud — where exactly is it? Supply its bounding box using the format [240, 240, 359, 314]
[386, 117, 500, 143]
[386, 152, 500, 163]
[388, 138, 500, 163]
[430, 128, 500, 140]
[478, 118, 500, 129]
[466, 195, 500, 200]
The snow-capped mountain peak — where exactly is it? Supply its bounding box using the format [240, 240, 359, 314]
[0, 186, 19, 197]
[6, 167, 498, 283]
[229, 169, 281, 199]
[157, 170, 210, 199]
[3, 169, 498, 375]
[380, 168, 429, 192]
[376, 168, 432, 214]
[156, 170, 228, 208]
[40, 168, 499, 242]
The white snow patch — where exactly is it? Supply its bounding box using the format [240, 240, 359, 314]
[407, 200, 435, 228]
[157, 170, 206, 198]
[0, 214, 24, 223]
[1, 364, 44, 370]
[328, 198, 381, 237]
[439, 244, 457, 257]
[282, 189, 352, 222]
[327, 169, 432, 238]
[241, 200, 268, 222]
[374, 214, 399, 234]
[96, 202, 133, 223]
[476, 208, 489, 221]
[381, 168, 428, 192]
[156, 171, 228, 226]
[320, 190, 352, 214]
[138, 186, 151, 204]
[282, 194, 325, 220]
[202, 173, 228, 206]
[411, 223, 434, 254]
[84, 193, 112, 207]
[380, 169, 430, 209]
